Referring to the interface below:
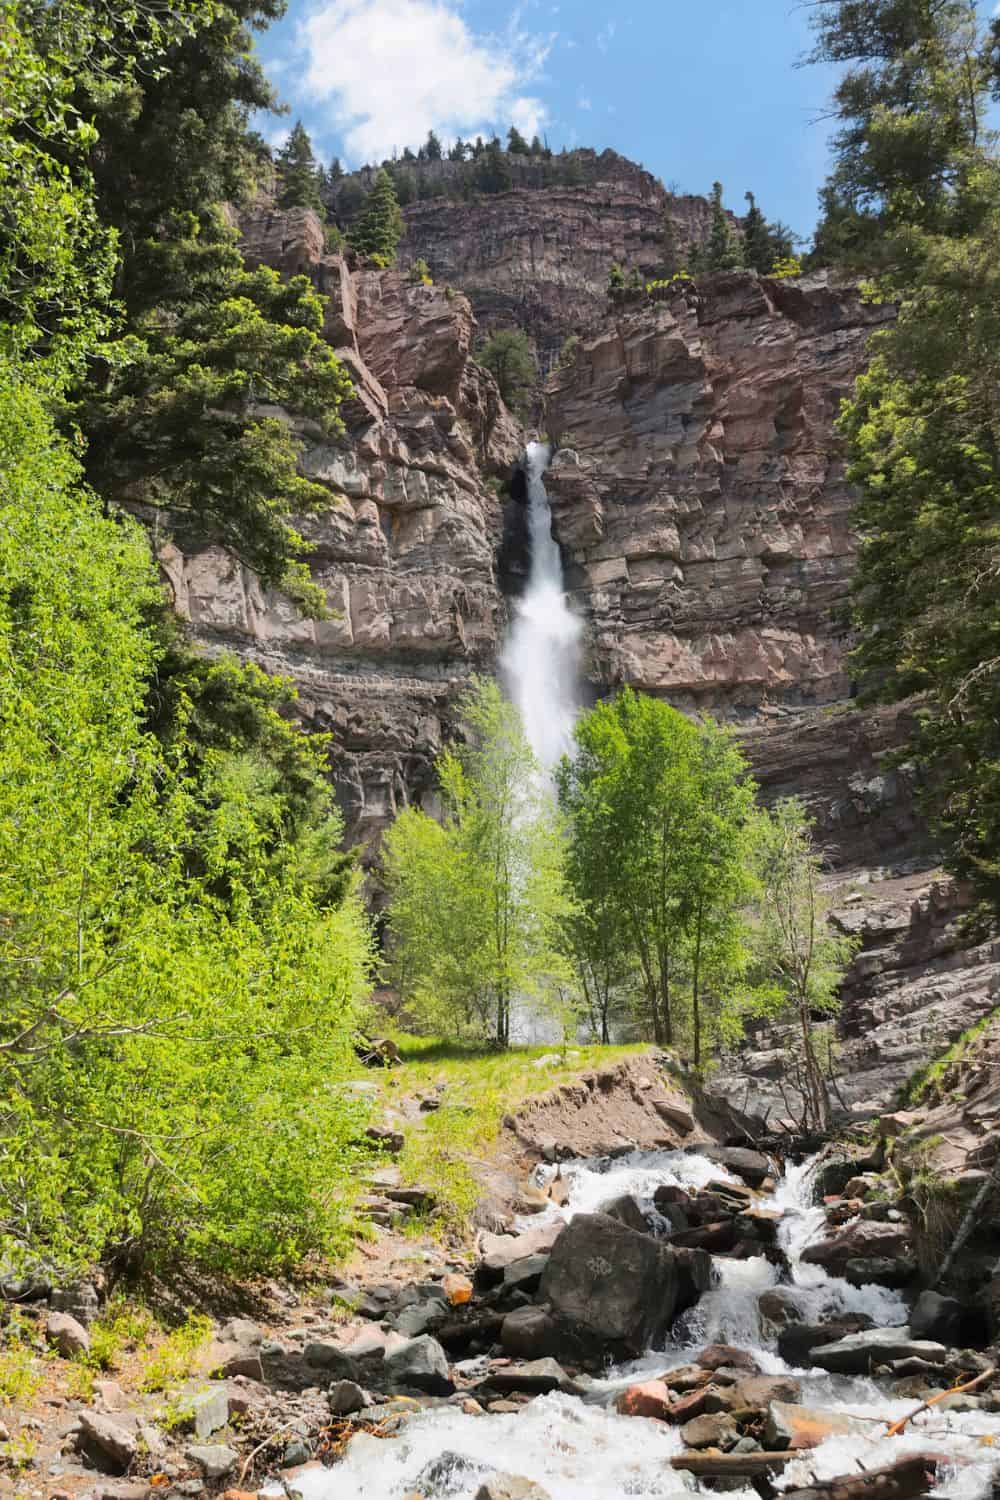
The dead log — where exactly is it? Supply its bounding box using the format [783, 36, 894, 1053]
[670, 1452, 795, 1477]
[885, 1366, 995, 1437]
[780, 1454, 940, 1500]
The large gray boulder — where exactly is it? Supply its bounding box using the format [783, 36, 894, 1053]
[383, 1334, 453, 1395]
[500, 1306, 558, 1359]
[911, 1290, 965, 1344]
[539, 1212, 681, 1359]
[809, 1327, 947, 1375]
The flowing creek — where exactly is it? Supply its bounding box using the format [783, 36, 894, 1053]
[293, 1151, 1000, 1499]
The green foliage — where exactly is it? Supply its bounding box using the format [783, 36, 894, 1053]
[424, 130, 443, 162]
[507, 125, 531, 155]
[139, 1313, 213, 1392]
[557, 334, 581, 369]
[812, 4, 1000, 912]
[78, 209, 353, 609]
[743, 191, 796, 274]
[607, 262, 626, 292]
[557, 689, 758, 1061]
[660, 209, 681, 277]
[750, 800, 856, 1131]
[348, 168, 404, 264]
[0, 376, 375, 1280]
[277, 120, 324, 211]
[473, 141, 513, 195]
[409, 257, 433, 285]
[476, 327, 537, 412]
[0, 1321, 43, 1409]
[770, 255, 804, 279]
[383, 679, 573, 1048]
[703, 181, 744, 271]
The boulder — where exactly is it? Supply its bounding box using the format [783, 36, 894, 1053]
[777, 1315, 874, 1366]
[78, 1412, 138, 1471]
[765, 1402, 866, 1451]
[328, 1380, 367, 1416]
[680, 1412, 739, 1449]
[186, 1445, 238, 1481]
[45, 1311, 90, 1358]
[488, 1358, 580, 1395]
[394, 1299, 448, 1338]
[478, 1224, 563, 1285]
[443, 1273, 473, 1306]
[539, 1212, 681, 1359]
[603, 1195, 650, 1235]
[730, 1375, 802, 1410]
[668, 1387, 711, 1421]
[502, 1253, 549, 1293]
[500, 1306, 558, 1360]
[758, 1288, 802, 1335]
[673, 1248, 714, 1314]
[844, 1256, 916, 1289]
[801, 1218, 912, 1274]
[661, 1364, 714, 1393]
[306, 1327, 406, 1384]
[475, 1478, 551, 1500]
[218, 1318, 262, 1347]
[616, 1380, 674, 1421]
[180, 1384, 232, 1440]
[208, 1340, 264, 1380]
[703, 1147, 771, 1188]
[910, 1290, 965, 1344]
[695, 1344, 760, 1373]
[669, 1221, 738, 1252]
[383, 1334, 453, 1395]
[809, 1327, 948, 1375]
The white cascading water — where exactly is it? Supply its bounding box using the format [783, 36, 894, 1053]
[501, 442, 582, 771]
[298, 1149, 1000, 1500]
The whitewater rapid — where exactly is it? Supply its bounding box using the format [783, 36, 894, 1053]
[292, 1148, 1000, 1500]
[501, 441, 582, 771]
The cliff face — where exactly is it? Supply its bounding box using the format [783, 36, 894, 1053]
[161, 208, 521, 844]
[544, 270, 893, 714]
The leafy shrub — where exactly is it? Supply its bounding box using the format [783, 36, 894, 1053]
[139, 1313, 213, 1392]
[770, 255, 804, 279]
[476, 327, 537, 412]
[409, 257, 432, 285]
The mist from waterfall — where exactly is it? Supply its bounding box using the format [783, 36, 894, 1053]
[501, 442, 582, 770]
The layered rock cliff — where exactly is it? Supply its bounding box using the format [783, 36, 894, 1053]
[161, 208, 521, 844]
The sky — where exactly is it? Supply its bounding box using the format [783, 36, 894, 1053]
[253, 0, 845, 240]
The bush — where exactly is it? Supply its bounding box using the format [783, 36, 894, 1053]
[0, 376, 375, 1281]
[476, 327, 537, 412]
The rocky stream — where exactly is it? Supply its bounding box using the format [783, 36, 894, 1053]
[251, 1145, 1000, 1500]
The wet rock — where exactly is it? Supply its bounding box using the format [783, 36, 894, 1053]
[78, 1412, 137, 1471]
[603, 1195, 650, 1235]
[736, 1208, 782, 1244]
[815, 1152, 882, 1198]
[809, 1327, 948, 1375]
[45, 1312, 90, 1358]
[703, 1148, 771, 1188]
[499, 1306, 556, 1360]
[475, 1477, 551, 1500]
[844, 1256, 916, 1289]
[910, 1290, 965, 1344]
[680, 1412, 739, 1449]
[730, 1375, 802, 1410]
[328, 1380, 367, 1416]
[764, 1402, 866, 1451]
[758, 1288, 802, 1334]
[695, 1344, 760, 1373]
[616, 1380, 673, 1421]
[673, 1247, 714, 1313]
[801, 1217, 913, 1274]
[661, 1364, 714, 1394]
[668, 1388, 710, 1421]
[669, 1220, 738, 1253]
[777, 1315, 874, 1366]
[186, 1445, 238, 1481]
[384, 1334, 454, 1395]
[415, 1451, 488, 1496]
[488, 1358, 581, 1395]
[539, 1212, 681, 1359]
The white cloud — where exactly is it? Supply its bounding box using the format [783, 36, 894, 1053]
[298, 0, 552, 163]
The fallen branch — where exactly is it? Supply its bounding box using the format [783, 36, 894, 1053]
[238, 1424, 298, 1486]
[670, 1451, 795, 1477]
[885, 1366, 995, 1437]
[936, 1166, 999, 1286]
[780, 1454, 940, 1500]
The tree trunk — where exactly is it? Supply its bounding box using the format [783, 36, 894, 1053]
[799, 994, 830, 1133]
[691, 900, 703, 1067]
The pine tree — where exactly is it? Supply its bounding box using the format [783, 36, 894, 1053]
[449, 138, 468, 162]
[277, 120, 323, 211]
[742, 191, 772, 273]
[507, 125, 530, 155]
[424, 129, 443, 161]
[348, 168, 404, 263]
[705, 181, 743, 271]
[327, 156, 344, 183]
[530, 134, 544, 157]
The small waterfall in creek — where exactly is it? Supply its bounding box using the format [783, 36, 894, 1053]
[501, 441, 582, 771]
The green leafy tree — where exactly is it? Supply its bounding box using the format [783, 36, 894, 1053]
[751, 801, 856, 1133]
[277, 120, 323, 210]
[0, 372, 373, 1279]
[558, 689, 757, 1058]
[383, 679, 572, 1047]
[348, 167, 404, 263]
[477, 327, 537, 412]
[704, 181, 744, 271]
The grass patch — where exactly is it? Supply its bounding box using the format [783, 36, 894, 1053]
[378, 1035, 645, 1236]
[138, 1311, 212, 1393]
[902, 1005, 1000, 1105]
[0, 1329, 42, 1410]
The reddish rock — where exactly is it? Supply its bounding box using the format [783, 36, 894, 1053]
[801, 1218, 913, 1275]
[695, 1345, 761, 1374]
[616, 1380, 674, 1421]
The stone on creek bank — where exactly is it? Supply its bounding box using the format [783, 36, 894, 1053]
[801, 1217, 913, 1275]
[910, 1290, 966, 1345]
[701, 1147, 772, 1188]
[538, 1212, 681, 1360]
[603, 1194, 651, 1234]
[77, 1411, 138, 1471]
[500, 1306, 558, 1360]
[765, 1402, 869, 1451]
[475, 1478, 552, 1500]
[777, 1315, 874, 1367]
[484, 1358, 582, 1395]
[384, 1334, 454, 1395]
[808, 1327, 948, 1375]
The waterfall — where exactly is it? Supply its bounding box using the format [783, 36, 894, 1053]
[501, 441, 582, 770]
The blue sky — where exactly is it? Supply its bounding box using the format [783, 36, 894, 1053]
[254, 1, 847, 240]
